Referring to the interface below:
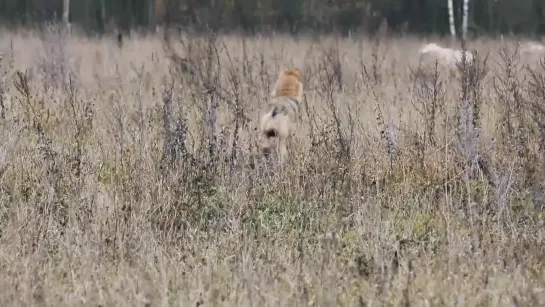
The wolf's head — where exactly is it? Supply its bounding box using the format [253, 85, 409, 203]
[419, 43, 441, 54]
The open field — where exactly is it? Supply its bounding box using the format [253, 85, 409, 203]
[0, 25, 544, 306]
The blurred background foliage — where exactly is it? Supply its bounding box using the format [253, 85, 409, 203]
[0, 0, 543, 36]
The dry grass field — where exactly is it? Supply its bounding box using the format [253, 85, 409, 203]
[0, 24, 544, 306]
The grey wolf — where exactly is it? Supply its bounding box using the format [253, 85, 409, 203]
[259, 68, 304, 164]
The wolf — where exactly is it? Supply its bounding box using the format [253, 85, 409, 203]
[259, 68, 304, 164]
[419, 42, 474, 67]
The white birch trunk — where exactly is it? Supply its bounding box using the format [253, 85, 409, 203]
[148, 0, 155, 29]
[63, 0, 70, 30]
[101, 0, 106, 29]
[462, 0, 470, 41]
[447, 0, 456, 40]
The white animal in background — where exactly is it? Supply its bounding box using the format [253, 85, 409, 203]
[520, 41, 545, 55]
[418, 43, 474, 67]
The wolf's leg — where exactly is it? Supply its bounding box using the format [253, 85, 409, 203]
[277, 136, 288, 165]
[261, 134, 273, 157]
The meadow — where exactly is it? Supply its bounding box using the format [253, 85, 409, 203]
[0, 24, 544, 306]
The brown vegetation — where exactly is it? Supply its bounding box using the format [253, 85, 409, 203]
[0, 26, 544, 306]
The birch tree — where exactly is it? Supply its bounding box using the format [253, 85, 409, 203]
[63, 0, 70, 31]
[101, 0, 106, 30]
[462, 0, 470, 41]
[447, 0, 456, 41]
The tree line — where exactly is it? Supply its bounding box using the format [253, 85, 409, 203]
[0, 0, 543, 37]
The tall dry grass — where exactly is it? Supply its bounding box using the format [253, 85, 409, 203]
[0, 24, 543, 306]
